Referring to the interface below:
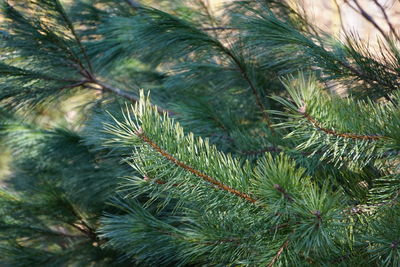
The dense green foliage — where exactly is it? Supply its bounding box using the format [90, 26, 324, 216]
[0, 0, 399, 266]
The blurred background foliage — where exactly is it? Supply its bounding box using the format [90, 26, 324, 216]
[0, 0, 399, 265]
[1, 0, 398, 189]
[2, 0, 399, 182]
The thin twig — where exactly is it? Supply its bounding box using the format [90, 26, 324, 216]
[68, 205, 99, 241]
[93, 79, 139, 103]
[273, 184, 293, 202]
[122, 0, 272, 127]
[333, 0, 345, 34]
[345, 0, 391, 41]
[57, 80, 88, 91]
[371, 0, 400, 42]
[268, 240, 289, 267]
[56, 0, 94, 73]
[222, 48, 274, 129]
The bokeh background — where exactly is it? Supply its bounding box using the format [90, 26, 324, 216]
[211, 0, 400, 42]
[1, 0, 399, 181]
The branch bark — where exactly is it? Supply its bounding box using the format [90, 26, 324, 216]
[268, 240, 289, 267]
[136, 130, 258, 204]
[301, 109, 384, 141]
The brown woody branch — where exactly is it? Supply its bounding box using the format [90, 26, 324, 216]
[273, 184, 294, 202]
[120, 0, 273, 128]
[53, 1, 171, 114]
[136, 130, 258, 203]
[268, 240, 289, 267]
[371, 0, 400, 42]
[143, 175, 182, 187]
[222, 48, 273, 128]
[345, 0, 391, 42]
[68, 206, 99, 242]
[301, 110, 384, 141]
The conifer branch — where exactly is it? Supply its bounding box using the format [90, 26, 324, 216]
[335, 46, 397, 98]
[55, 0, 94, 73]
[51, 12, 171, 116]
[300, 109, 384, 141]
[222, 48, 273, 128]
[73, 68, 171, 116]
[92, 80, 171, 115]
[143, 175, 182, 187]
[344, 0, 391, 42]
[136, 130, 258, 203]
[333, 0, 345, 33]
[273, 184, 293, 202]
[268, 240, 289, 267]
[92, 80, 139, 103]
[371, 0, 400, 42]
[57, 80, 88, 91]
[331, 49, 394, 94]
[64, 203, 100, 242]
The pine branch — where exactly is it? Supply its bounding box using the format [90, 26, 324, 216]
[267, 240, 289, 267]
[88, 79, 172, 115]
[271, 76, 399, 167]
[300, 108, 385, 141]
[54, 0, 93, 73]
[242, 8, 400, 97]
[91, 80, 138, 102]
[273, 184, 294, 202]
[136, 129, 258, 203]
[221, 48, 273, 128]
[370, 0, 400, 42]
[108, 7, 274, 127]
[0, 0, 167, 114]
[345, 0, 392, 42]
[333, 0, 345, 33]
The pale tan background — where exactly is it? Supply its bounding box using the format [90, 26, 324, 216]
[210, 0, 400, 42]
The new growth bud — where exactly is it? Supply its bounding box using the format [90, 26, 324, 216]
[298, 105, 306, 115]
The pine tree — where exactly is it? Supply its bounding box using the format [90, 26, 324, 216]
[0, 0, 399, 266]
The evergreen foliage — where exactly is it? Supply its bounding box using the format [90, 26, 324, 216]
[0, 0, 399, 266]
